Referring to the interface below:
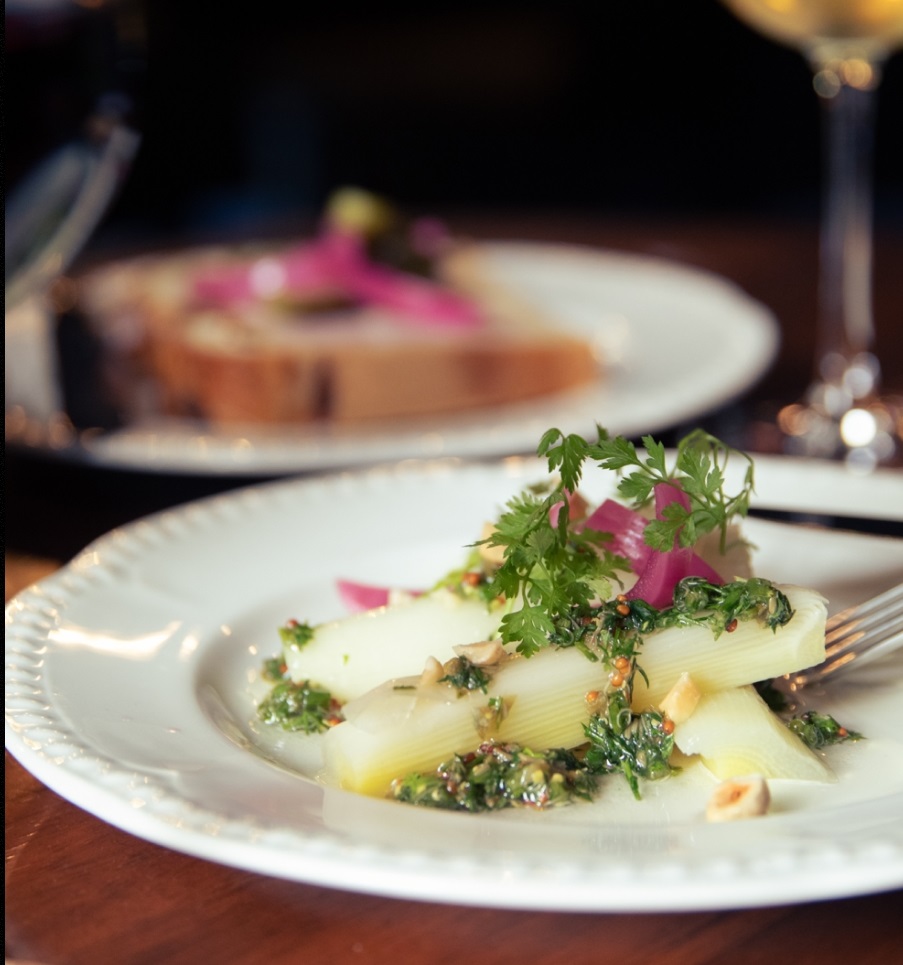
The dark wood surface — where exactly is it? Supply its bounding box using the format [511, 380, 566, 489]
[6, 215, 903, 965]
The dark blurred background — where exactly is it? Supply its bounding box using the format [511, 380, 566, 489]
[92, 0, 903, 247]
[7, 0, 903, 560]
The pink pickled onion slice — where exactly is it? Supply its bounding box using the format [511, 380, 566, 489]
[624, 481, 723, 607]
[579, 482, 723, 608]
[193, 240, 347, 304]
[336, 579, 422, 613]
[191, 228, 482, 327]
[625, 548, 723, 609]
[343, 260, 482, 328]
[581, 499, 651, 572]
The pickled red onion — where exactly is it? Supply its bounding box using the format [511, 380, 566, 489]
[581, 499, 651, 571]
[583, 483, 723, 608]
[625, 548, 723, 609]
[336, 579, 421, 613]
[192, 230, 481, 328]
[624, 482, 724, 608]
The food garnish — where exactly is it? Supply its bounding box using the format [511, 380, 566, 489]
[787, 711, 862, 749]
[257, 658, 343, 733]
[392, 743, 596, 812]
[192, 187, 481, 328]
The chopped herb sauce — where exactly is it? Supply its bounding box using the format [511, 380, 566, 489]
[787, 711, 863, 750]
[257, 663, 343, 734]
[391, 698, 678, 813]
[582, 702, 676, 799]
[278, 619, 315, 650]
[391, 742, 597, 811]
[439, 655, 492, 694]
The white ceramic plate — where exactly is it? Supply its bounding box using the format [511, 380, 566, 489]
[6, 455, 903, 911]
[5, 242, 778, 474]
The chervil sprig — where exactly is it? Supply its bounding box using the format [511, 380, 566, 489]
[537, 428, 592, 493]
[539, 426, 755, 555]
[482, 484, 624, 657]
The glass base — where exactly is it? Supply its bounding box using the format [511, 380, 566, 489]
[776, 385, 903, 470]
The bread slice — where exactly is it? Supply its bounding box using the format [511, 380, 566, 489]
[80, 240, 600, 425]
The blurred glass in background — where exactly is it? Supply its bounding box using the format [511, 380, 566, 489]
[5, 0, 144, 309]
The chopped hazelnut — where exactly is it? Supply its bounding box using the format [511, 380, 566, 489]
[706, 775, 771, 822]
[452, 639, 508, 667]
[659, 672, 702, 725]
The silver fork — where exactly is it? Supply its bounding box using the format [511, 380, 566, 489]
[786, 582, 903, 689]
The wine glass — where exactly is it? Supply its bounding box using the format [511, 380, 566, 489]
[5, 0, 144, 311]
[720, 0, 903, 469]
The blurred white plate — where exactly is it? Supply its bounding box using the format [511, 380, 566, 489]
[6, 454, 903, 911]
[5, 242, 778, 474]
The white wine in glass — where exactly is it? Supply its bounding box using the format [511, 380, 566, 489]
[720, 0, 903, 468]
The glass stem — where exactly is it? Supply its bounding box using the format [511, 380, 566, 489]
[813, 62, 881, 403]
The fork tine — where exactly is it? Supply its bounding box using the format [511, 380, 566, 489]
[825, 614, 903, 665]
[797, 627, 903, 686]
[788, 582, 903, 689]
[825, 583, 903, 634]
[821, 619, 903, 672]
[824, 603, 903, 654]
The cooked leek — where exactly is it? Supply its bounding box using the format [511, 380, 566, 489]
[323, 584, 828, 796]
[284, 588, 505, 703]
[633, 585, 827, 707]
[323, 646, 607, 796]
[674, 685, 834, 782]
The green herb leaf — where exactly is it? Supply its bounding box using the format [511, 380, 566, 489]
[278, 620, 315, 650]
[257, 678, 343, 733]
[439, 656, 493, 694]
[262, 656, 289, 683]
[485, 476, 622, 656]
[787, 711, 863, 749]
[585, 428, 755, 553]
[659, 577, 794, 636]
[583, 704, 676, 799]
[498, 604, 557, 658]
[537, 428, 593, 493]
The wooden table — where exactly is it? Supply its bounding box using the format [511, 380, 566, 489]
[6, 215, 903, 965]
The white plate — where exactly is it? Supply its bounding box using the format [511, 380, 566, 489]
[5, 242, 778, 474]
[6, 455, 903, 911]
